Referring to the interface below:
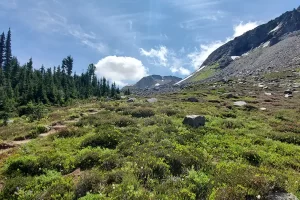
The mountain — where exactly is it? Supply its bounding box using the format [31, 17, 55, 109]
[179, 6, 300, 85]
[124, 75, 182, 89]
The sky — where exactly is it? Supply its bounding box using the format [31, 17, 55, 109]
[0, 0, 299, 86]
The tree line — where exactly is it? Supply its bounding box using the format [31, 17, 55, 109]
[0, 28, 120, 121]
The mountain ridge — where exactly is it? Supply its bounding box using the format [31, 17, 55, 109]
[179, 6, 300, 85]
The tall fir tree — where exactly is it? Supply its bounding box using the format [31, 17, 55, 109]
[4, 28, 12, 69]
[0, 32, 5, 69]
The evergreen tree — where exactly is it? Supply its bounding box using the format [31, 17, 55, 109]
[4, 28, 12, 69]
[0, 32, 5, 69]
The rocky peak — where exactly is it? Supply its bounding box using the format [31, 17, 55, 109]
[201, 6, 300, 69]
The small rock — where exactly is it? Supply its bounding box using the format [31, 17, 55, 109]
[127, 98, 136, 103]
[147, 98, 158, 103]
[258, 83, 265, 88]
[121, 96, 126, 99]
[265, 92, 272, 96]
[222, 93, 237, 99]
[266, 192, 299, 200]
[284, 90, 293, 95]
[183, 115, 205, 128]
[285, 94, 293, 98]
[187, 97, 199, 102]
[260, 107, 267, 111]
[234, 101, 247, 106]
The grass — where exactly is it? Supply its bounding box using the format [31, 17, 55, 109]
[0, 75, 300, 199]
[189, 63, 219, 82]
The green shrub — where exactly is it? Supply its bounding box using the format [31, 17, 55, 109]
[18, 102, 46, 121]
[242, 150, 261, 166]
[75, 148, 103, 170]
[160, 107, 179, 116]
[114, 116, 136, 127]
[187, 169, 210, 199]
[81, 130, 121, 149]
[131, 108, 155, 118]
[75, 170, 104, 199]
[6, 155, 40, 176]
[221, 119, 244, 129]
[55, 127, 86, 138]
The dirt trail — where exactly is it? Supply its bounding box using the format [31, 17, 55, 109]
[0, 109, 101, 154]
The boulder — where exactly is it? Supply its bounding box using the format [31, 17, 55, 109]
[187, 97, 199, 102]
[265, 92, 272, 96]
[266, 192, 299, 200]
[285, 94, 293, 98]
[222, 93, 237, 99]
[260, 107, 267, 111]
[121, 96, 127, 99]
[284, 90, 293, 95]
[147, 98, 158, 103]
[183, 115, 205, 128]
[127, 98, 136, 103]
[234, 101, 247, 107]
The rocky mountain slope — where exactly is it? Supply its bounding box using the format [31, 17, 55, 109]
[180, 6, 300, 85]
[123, 75, 181, 94]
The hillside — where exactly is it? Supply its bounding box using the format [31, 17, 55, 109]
[180, 6, 300, 85]
[1, 66, 300, 199]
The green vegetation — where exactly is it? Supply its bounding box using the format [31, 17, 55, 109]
[189, 63, 219, 82]
[0, 79, 300, 200]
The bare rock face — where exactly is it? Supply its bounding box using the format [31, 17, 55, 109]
[266, 192, 299, 200]
[183, 115, 205, 128]
[127, 98, 136, 103]
[187, 97, 199, 102]
[147, 98, 158, 103]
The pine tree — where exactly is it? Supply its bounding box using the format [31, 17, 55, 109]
[0, 32, 5, 69]
[4, 28, 12, 69]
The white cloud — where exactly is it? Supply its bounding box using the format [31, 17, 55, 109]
[140, 46, 168, 67]
[233, 22, 259, 38]
[188, 41, 224, 69]
[170, 57, 191, 75]
[95, 56, 148, 87]
[188, 21, 259, 69]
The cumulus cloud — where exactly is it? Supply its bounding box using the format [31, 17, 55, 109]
[233, 21, 259, 38]
[188, 21, 259, 69]
[188, 41, 224, 69]
[95, 56, 148, 87]
[140, 46, 168, 67]
[170, 57, 191, 75]
[140, 46, 191, 76]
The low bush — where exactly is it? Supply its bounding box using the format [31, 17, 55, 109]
[160, 107, 179, 116]
[81, 130, 122, 149]
[114, 116, 136, 127]
[131, 108, 155, 118]
[221, 119, 244, 129]
[18, 102, 46, 121]
[75, 148, 102, 170]
[6, 155, 40, 176]
[55, 127, 86, 138]
[242, 150, 261, 166]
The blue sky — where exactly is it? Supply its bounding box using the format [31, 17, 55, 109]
[0, 0, 299, 86]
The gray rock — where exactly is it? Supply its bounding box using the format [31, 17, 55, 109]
[284, 90, 293, 95]
[234, 101, 247, 106]
[187, 97, 199, 102]
[265, 92, 272, 96]
[147, 98, 158, 103]
[127, 98, 136, 103]
[121, 96, 126, 99]
[285, 94, 293, 98]
[266, 192, 299, 200]
[183, 115, 205, 128]
[222, 93, 237, 99]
